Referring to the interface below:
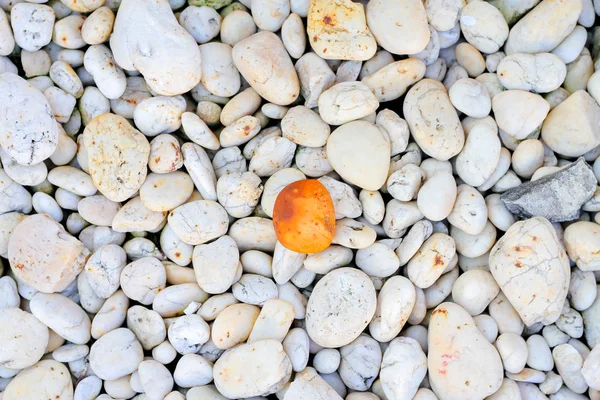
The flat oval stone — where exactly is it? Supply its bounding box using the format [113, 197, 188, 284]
[308, 0, 377, 60]
[326, 121, 390, 191]
[89, 328, 144, 381]
[9, 214, 89, 293]
[232, 31, 299, 106]
[0, 308, 49, 370]
[30, 293, 91, 345]
[490, 217, 570, 326]
[0, 72, 58, 165]
[111, 0, 202, 95]
[306, 267, 376, 348]
[4, 360, 73, 400]
[404, 79, 464, 161]
[428, 302, 504, 399]
[497, 53, 566, 93]
[193, 235, 239, 294]
[504, 0, 582, 54]
[213, 339, 291, 398]
[83, 113, 150, 202]
[366, 0, 429, 55]
[168, 200, 229, 245]
[542, 90, 600, 157]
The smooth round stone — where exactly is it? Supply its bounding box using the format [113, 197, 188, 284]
[492, 90, 550, 140]
[553, 344, 588, 394]
[417, 171, 456, 221]
[198, 293, 239, 321]
[133, 95, 186, 137]
[366, 0, 429, 55]
[429, 302, 503, 399]
[73, 376, 102, 400]
[138, 360, 174, 400]
[112, 196, 166, 233]
[543, 90, 600, 157]
[83, 113, 150, 202]
[126, 306, 166, 350]
[30, 293, 91, 344]
[326, 121, 390, 191]
[564, 221, 600, 271]
[504, 0, 582, 54]
[407, 233, 456, 289]
[8, 214, 89, 293]
[173, 354, 213, 388]
[449, 78, 491, 118]
[213, 339, 291, 398]
[447, 184, 487, 235]
[212, 303, 260, 349]
[281, 106, 330, 147]
[52, 344, 89, 363]
[168, 314, 211, 354]
[0, 308, 49, 370]
[526, 334, 554, 371]
[91, 290, 129, 339]
[369, 276, 416, 343]
[452, 269, 499, 316]
[168, 200, 229, 245]
[460, 1, 508, 54]
[232, 31, 299, 106]
[89, 328, 144, 381]
[318, 82, 379, 125]
[4, 360, 73, 400]
[152, 283, 207, 317]
[140, 172, 194, 212]
[111, 0, 201, 95]
[313, 349, 341, 374]
[120, 257, 166, 305]
[456, 124, 501, 186]
[78, 195, 121, 227]
[496, 333, 528, 374]
[0, 72, 58, 166]
[307, 0, 376, 60]
[490, 217, 570, 326]
[404, 79, 464, 161]
[193, 235, 239, 294]
[380, 337, 427, 400]
[497, 53, 566, 93]
[339, 335, 382, 391]
[306, 267, 376, 348]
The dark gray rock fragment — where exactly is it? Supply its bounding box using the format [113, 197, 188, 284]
[500, 157, 597, 222]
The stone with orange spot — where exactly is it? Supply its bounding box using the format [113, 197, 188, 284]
[272, 179, 335, 254]
[490, 217, 570, 326]
[8, 214, 90, 293]
[307, 0, 377, 61]
[407, 232, 456, 289]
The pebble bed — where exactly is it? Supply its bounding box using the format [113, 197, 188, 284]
[1, 0, 600, 399]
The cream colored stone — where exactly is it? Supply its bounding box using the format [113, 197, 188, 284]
[542, 90, 600, 157]
[84, 113, 150, 202]
[308, 0, 377, 60]
[367, 0, 429, 55]
[232, 31, 299, 105]
[404, 79, 464, 161]
[111, 0, 201, 95]
[492, 90, 550, 140]
[429, 302, 503, 399]
[490, 217, 570, 326]
[9, 214, 89, 293]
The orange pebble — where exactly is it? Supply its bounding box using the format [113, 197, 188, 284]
[273, 180, 335, 254]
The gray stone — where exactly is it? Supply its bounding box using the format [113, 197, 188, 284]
[500, 158, 596, 222]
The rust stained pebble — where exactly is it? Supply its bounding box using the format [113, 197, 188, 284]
[273, 180, 335, 253]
